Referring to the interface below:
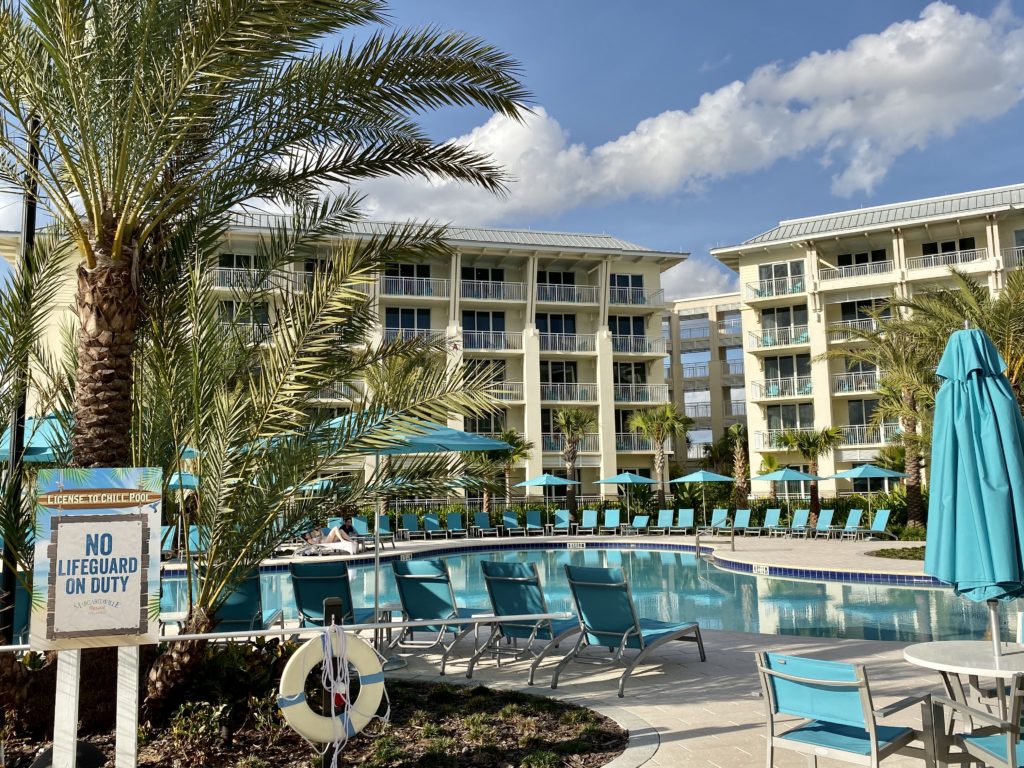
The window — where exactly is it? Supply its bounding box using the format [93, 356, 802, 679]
[609, 273, 645, 304]
[385, 263, 429, 278]
[617, 467, 651, 479]
[839, 299, 890, 322]
[661, 317, 671, 339]
[847, 399, 879, 425]
[536, 313, 576, 334]
[385, 307, 430, 330]
[851, 465, 889, 494]
[465, 410, 506, 434]
[836, 249, 886, 267]
[467, 359, 506, 381]
[609, 273, 644, 289]
[219, 301, 269, 325]
[761, 305, 808, 329]
[615, 410, 635, 432]
[462, 311, 505, 333]
[757, 260, 804, 283]
[461, 266, 504, 282]
[921, 237, 976, 255]
[218, 252, 253, 270]
[609, 316, 645, 336]
[845, 359, 877, 375]
[537, 270, 575, 285]
[540, 361, 577, 384]
[764, 354, 811, 380]
[766, 403, 814, 430]
[613, 362, 647, 385]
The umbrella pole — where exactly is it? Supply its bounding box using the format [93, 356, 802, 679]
[701, 485, 707, 528]
[989, 599, 1003, 659]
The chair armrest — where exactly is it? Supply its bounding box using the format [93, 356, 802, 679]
[930, 694, 1019, 731]
[873, 695, 927, 718]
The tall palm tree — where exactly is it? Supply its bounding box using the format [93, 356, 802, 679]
[553, 408, 597, 514]
[700, 436, 732, 475]
[728, 424, 749, 508]
[0, 0, 528, 468]
[498, 429, 534, 503]
[628, 404, 692, 508]
[776, 427, 843, 521]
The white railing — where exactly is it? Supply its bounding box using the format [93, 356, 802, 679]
[540, 383, 598, 402]
[679, 324, 711, 340]
[296, 271, 371, 294]
[221, 322, 272, 343]
[462, 331, 524, 351]
[818, 261, 895, 281]
[613, 384, 669, 403]
[383, 327, 447, 343]
[379, 276, 451, 297]
[840, 423, 901, 446]
[717, 320, 743, 336]
[754, 430, 792, 450]
[539, 333, 597, 352]
[542, 433, 600, 452]
[612, 335, 667, 354]
[536, 283, 599, 304]
[460, 280, 526, 301]
[751, 377, 813, 399]
[721, 360, 744, 377]
[728, 400, 746, 417]
[615, 433, 671, 452]
[686, 442, 711, 459]
[907, 248, 988, 271]
[682, 363, 709, 378]
[494, 382, 524, 401]
[214, 268, 284, 291]
[748, 325, 809, 349]
[745, 275, 806, 299]
[1001, 246, 1024, 269]
[684, 402, 712, 419]
[314, 382, 362, 401]
[827, 318, 879, 341]
[832, 371, 880, 394]
[608, 287, 665, 307]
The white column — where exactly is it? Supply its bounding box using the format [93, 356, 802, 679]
[521, 325, 544, 495]
[53, 650, 82, 768]
[596, 328, 618, 480]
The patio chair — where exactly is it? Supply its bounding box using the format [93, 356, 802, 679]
[288, 561, 375, 627]
[832, 509, 863, 539]
[525, 510, 545, 536]
[348, 515, 376, 549]
[375, 515, 397, 548]
[623, 515, 650, 535]
[549, 509, 571, 535]
[391, 559, 491, 674]
[786, 509, 811, 538]
[732, 509, 752, 534]
[473, 512, 500, 537]
[399, 513, 426, 540]
[424, 513, 447, 539]
[756, 652, 928, 768]
[927, 674, 1024, 768]
[599, 509, 621, 535]
[186, 524, 209, 556]
[810, 509, 835, 538]
[672, 508, 695, 535]
[651, 509, 675, 535]
[551, 564, 705, 697]
[503, 511, 525, 536]
[699, 508, 730, 535]
[761, 508, 785, 536]
[212, 570, 284, 632]
[445, 512, 469, 539]
[160, 525, 177, 559]
[467, 561, 580, 682]
[856, 509, 896, 540]
[577, 509, 599, 535]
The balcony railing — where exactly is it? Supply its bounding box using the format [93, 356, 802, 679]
[748, 325, 809, 349]
[827, 317, 879, 342]
[1002, 246, 1024, 269]
[754, 430, 791, 450]
[493, 382, 524, 401]
[536, 283, 599, 304]
[613, 384, 669, 403]
[721, 360, 744, 377]
[612, 335, 667, 354]
[682, 363, 709, 379]
[907, 248, 988, 271]
[727, 400, 746, 417]
[542, 433, 600, 452]
[616, 433, 671, 452]
[818, 261, 895, 281]
[383, 327, 447, 343]
[297, 271, 371, 294]
[539, 333, 596, 353]
[315, 382, 363, 401]
[214, 268, 283, 291]
[379, 276, 451, 297]
[540, 383, 598, 402]
[679, 324, 710, 340]
[832, 370, 880, 394]
[686, 443, 710, 460]
[751, 377, 813, 399]
[717, 320, 743, 336]
[608, 287, 665, 307]
[462, 331, 524, 351]
[745, 275, 806, 300]
[839, 423, 901, 446]
[684, 402, 712, 420]
[221, 322, 272, 344]
[460, 280, 526, 302]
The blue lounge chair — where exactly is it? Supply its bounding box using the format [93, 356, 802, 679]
[212, 571, 283, 632]
[599, 509, 621, 535]
[855, 509, 896, 540]
[424, 513, 446, 539]
[833, 509, 863, 539]
[549, 509, 571, 535]
[348, 515, 377, 549]
[786, 509, 811, 538]
[502, 511, 524, 536]
[288, 561, 375, 627]
[525, 510, 545, 536]
[673, 508, 695, 535]
[624, 515, 650, 535]
[651, 509, 675, 535]
[577, 509, 598, 535]
[445, 512, 469, 539]
[399, 513, 426, 540]
[756, 652, 926, 767]
[473, 512, 500, 537]
[751, 508, 783, 536]
[325, 517, 344, 531]
[811, 509, 835, 538]
[375, 515, 397, 548]
[186, 524, 209, 555]
[732, 509, 752, 534]
[391, 559, 491, 674]
[467, 561, 580, 681]
[160, 525, 177, 558]
[700, 508, 730, 535]
[552, 564, 705, 697]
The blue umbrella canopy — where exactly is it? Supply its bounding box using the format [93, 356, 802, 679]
[595, 472, 658, 485]
[925, 328, 1024, 604]
[669, 470, 734, 483]
[0, 414, 65, 463]
[324, 414, 510, 455]
[830, 464, 907, 480]
[168, 472, 199, 491]
[515, 473, 580, 487]
[752, 468, 822, 483]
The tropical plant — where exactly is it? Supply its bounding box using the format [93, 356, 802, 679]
[776, 427, 843, 520]
[699, 435, 732, 475]
[497, 429, 534, 503]
[627, 404, 692, 508]
[552, 409, 597, 513]
[758, 454, 781, 475]
[875, 444, 906, 473]
[728, 424, 749, 507]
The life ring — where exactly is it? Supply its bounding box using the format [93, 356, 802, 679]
[277, 630, 385, 742]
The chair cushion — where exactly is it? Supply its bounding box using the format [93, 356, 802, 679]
[780, 721, 912, 756]
[963, 733, 1023, 766]
[637, 617, 698, 645]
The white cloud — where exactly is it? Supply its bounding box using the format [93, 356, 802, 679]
[661, 256, 738, 300]
[0, 193, 21, 231]
[359, 2, 1024, 225]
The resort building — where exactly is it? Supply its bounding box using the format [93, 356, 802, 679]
[662, 293, 745, 465]
[711, 181, 1024, 496]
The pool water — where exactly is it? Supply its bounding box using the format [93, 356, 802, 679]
[162, 548, 1020, 643]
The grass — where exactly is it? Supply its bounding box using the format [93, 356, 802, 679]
[868, 546, 925, 561]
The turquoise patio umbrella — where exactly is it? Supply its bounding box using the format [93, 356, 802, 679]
[168, 472, 199, 491]
[752, 468, 822, 524]
[830, 464, 907, 521]
[670, 470, 734, 527]
[0, 414, 65, 463]
[516, 474, 580, 525]
[595, 472, 658, 520]
[924, 328, 1024, 657]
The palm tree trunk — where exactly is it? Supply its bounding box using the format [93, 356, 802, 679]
[505, 466, 512, 505]
[71, 263, 139, 467]
[901, 391, 925, 528]
[563, 442, 578, 515]
[809, 459, 820, 523]
[483, 488, 492, 516]
[653, 445, 666, 509]
[144, 610, 212, 721]
[731, 439, 749, 507]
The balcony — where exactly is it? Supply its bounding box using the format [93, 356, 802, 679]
[462, 331, 524, 352]
[214, 267, 284, 291]
[725, 400, 746, 423]
[613, 384, 669, 403]
[832, 371, 880, 394]
[717, 319, 743, 338]
[460, 280, 526, 302]
[751, 377, 812, 400]
[493, 381, 524, 401]
[536, 283, 599, 304]
[542, 432, 600, 452]
[684, 402, 712, 420]
[539, 333, 596, 353]
[686, 442, 710, 460]
[1002, 246, 1024, 269]
[721, 360, 744, 380]
[827, 318, 879, 342]
[748, 325, 809, 350]
[745, 275, 806, 300]
[383, 328, 447, 344]
[818, 261, 895, 282]
[379, 276, 451, 298]
[682, 363, 709, 379]
[540, 383, 598, 402]
[839, 423, 901, 446]
[612, 335, 667, 354]
[678, 324, 711, 350]
[296, 271, 371, 294]
[314, 381, 363, 401]
[907, 248, 988, 271]
[616, 433, 671, 452]
[608, 287, 665, 308]
[221, 322, 272, 344]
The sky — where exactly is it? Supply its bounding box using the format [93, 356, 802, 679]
[4, 0, 1024, 298]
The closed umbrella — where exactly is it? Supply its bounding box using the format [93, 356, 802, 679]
[829, 464, 907, 522]
[925, 328, 1024, 658]
[595, 472, 658, 520]
[669, 470, 734, 527]
[752, 468, 822, 524]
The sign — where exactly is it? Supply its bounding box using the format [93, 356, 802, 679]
[30, 468, 163, 651]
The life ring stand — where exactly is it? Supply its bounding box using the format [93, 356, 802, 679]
[277, 630, 385, 743]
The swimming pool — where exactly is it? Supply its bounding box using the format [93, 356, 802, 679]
[161, 546, 1020, 643]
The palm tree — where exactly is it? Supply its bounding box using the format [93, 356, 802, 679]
[497, 429, 534, 503]
[553, 408, 597, 514]
[700, 436, 732, 475]
[628, 405, 691, 508]
[0, 0, 528, 468]
[776, 427, 843, 521]
[729, 424, 750, 508]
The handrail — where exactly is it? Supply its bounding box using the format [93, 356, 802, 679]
[818, 261, 894, 281]
[907, 248, 987, 271]
[460, 280, 526, 301]
[535, 283, 599, 304]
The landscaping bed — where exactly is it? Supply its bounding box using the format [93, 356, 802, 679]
[867, 546, 925, 561]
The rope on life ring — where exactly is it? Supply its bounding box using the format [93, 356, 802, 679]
[278, 625, 387, 752]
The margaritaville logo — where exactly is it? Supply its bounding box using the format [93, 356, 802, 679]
[37, 488, 161, 509]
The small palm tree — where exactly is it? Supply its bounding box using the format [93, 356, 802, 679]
[776, 427, 843, 521]
[497, 429, 534, 503]
[628, 404, 692, 508]
[553, 408, 597, 513]
[728, 424, 749, 507]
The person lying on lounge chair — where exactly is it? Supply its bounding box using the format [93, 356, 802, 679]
[302, 524, 363, 553]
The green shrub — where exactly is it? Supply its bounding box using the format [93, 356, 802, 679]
[236, 756, 271, 768]
[521, 751, 562, 768]
[419, 737, 459, 768]
[169, 701, 228, 766]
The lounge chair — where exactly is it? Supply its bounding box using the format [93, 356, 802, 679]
[756, 652, 927, 767]
[399, 513, 426, 540]
[732, 509, 752, 535]
[832, 509, 862, 539]
[186, 524, 209, 556]
[651, 509, 675, 535]
[467, 561, 580, 682]
[854, 509, 896, 540]
[927, 675, 1024, 768]
[548, 509, 571, 535]
[672, 508, 695, 535]
[577, 509, 598, 535]
[160, 525, 177, 559]
[525, 510, 545, 536]
[551, 564, 705, 697]
[375, 515, 397, 548]
[391, 559, 491, 674]
[288, 561, 375, 627]
[445, 512, 469, 539]
[348, 515, 375, 549]
[424, 513, 447, 539]
[212, 570, 284, 632]
[699, 508, 730, 535]
[786, 509, 811, 538]
[473, 512, 500, 537]
[749, 508, 783, 536]
[810, 509, 835, 538]
[503, 511, 525, 536]
[599, 509, 621, 535]
[623, 515, 650, 535]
